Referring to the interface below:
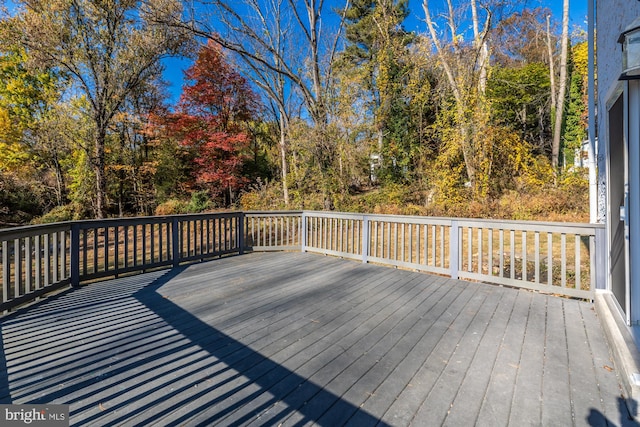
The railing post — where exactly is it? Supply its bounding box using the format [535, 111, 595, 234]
[450, 220, 459, 280]
[595, 227, 607, 290]
[301, 212, 307, 252]
[71, 223, 80, 287]
[362, 215, 369, 264]
[238, 212, 245, 255]
[172, 217, 180, 267]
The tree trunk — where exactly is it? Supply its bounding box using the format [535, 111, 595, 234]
[94, 128, 107, 219]
[546, 14, 557, 111]
[279, 115, 289, 207]
[52, 157, 66, 207]
[551, 0, 569, 171]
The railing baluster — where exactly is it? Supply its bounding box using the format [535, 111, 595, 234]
[163, 223, 168, 261]
[287, 217, 295, 245]
[499, 229, 504, 278]
[440, 225, 445, 269]
[2, 240, 8, 303]
[561, 233, 567, 287]
[199, 219, 204, 257]
[217, 218, 223, 255]
[151, 224, 156, 264]
[575, 234, 581, 290]
[281, 216, 285, 247]
[104, 227, 110, 273]
[114, 226, 119, 275]
[590, 235, 597, 291]
[522, 231, 527, 281]
[52, 232, 59, 283]
[510, 230, 515, 280]
[172, 218, 180, 266]
[535, 232, 540, 283]
[124, 225, 129, 269]
[488, 228, 493, 276]
[467, 227, 472, 272]
[14, 238, 21, 297]
[36, 234, 42, 289]
[139, 223, 145, 265]
[431, 225, 436, 267]
[44, 233, 51, 286]
[93, 228, 98, 275]
[323, 216, 326, 249]
[401, 223, 406, 262]
[478, 228, 482, 275]
[415, 224, 420, 265]
[25, 236, 32, 294]
[548, 232, 553, 285]
[391, 222, 396, 260]
[422, 224, 427, 265]
[373, 221, 378, 258]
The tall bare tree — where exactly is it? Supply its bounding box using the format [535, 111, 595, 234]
[223, 0, 296, 206]
[551, 0, 569, 171]
[163, 0, 349, 208]
[422, 0, 493, 192]
[546, 14, 557, 112]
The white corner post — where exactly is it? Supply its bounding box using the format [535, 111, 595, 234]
[629, 80, 640, 325]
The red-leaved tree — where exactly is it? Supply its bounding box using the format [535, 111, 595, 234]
[163, 40, 259, 204]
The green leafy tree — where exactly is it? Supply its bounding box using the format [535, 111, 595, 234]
[340, 0, 414, 182]
[563, 40, 588, 166]
[487, 63, 552, 154]
[0, 46, 77, 220]
[0, 48, 59, 173]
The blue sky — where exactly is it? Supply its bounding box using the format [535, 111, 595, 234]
[162, 0, 589, 103]
[2, 0, 589, 104]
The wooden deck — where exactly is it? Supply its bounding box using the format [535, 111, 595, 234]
[0, 252, 632, 426]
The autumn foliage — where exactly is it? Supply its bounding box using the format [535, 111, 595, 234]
[157, 40, 259, 203]
[1, 1, 590, 223]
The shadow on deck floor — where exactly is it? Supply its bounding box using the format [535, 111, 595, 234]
[0, 252, 637, 426]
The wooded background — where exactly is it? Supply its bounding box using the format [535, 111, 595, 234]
[0, 0, 588, 226]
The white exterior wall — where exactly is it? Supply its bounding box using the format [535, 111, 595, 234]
[597, 1, 640, 327]
[596, 2, 638, 106]
[597, 1, 640, 222]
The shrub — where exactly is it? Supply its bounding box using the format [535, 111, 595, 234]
[187, 191, 211, 213]
[32, 204, 82, 224]
[240, 179, 288, 211]
[155, 199, 189, 216]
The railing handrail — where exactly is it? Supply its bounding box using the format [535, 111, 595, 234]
[0, 222, 72, 240]
[1, 210, 605, 314]
[300, 210, 605, 230]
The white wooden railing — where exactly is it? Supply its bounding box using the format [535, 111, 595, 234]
[299, 212, 604, 300]
[0, 210, 604, 313]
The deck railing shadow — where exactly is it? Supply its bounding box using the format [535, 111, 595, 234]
[0, 326, 9, 404]
[0, 259, 392, 426]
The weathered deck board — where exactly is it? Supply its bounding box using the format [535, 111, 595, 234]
[0, 252, 628, 426]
